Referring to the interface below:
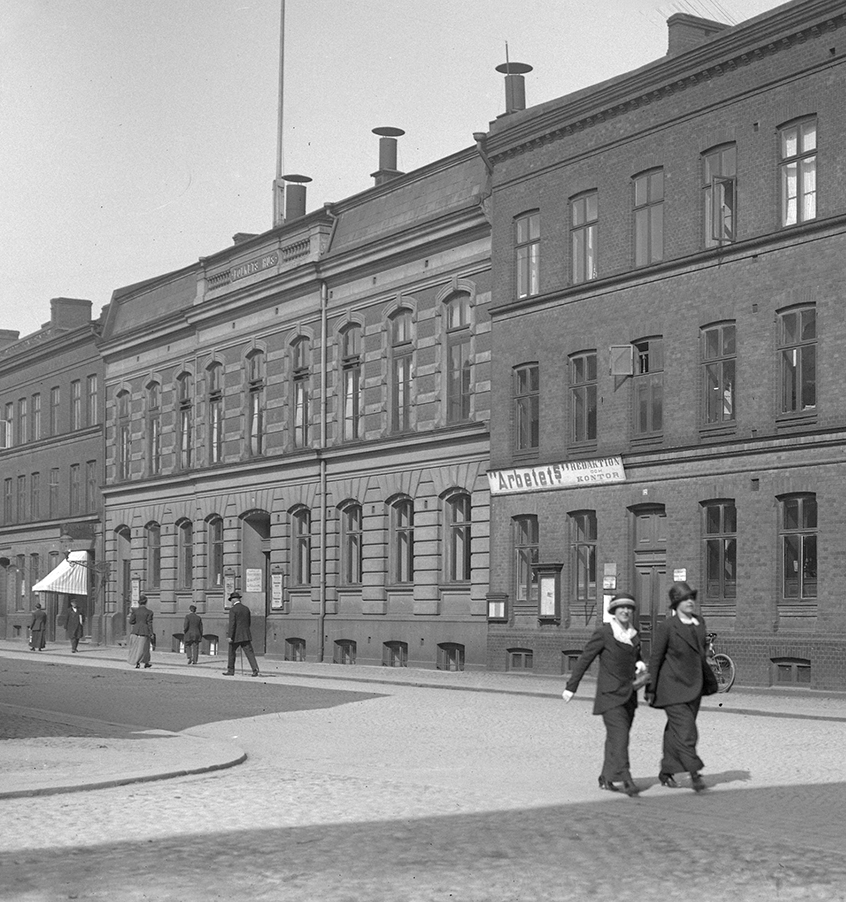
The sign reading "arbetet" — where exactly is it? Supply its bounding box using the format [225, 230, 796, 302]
[488, 456, 626, 495]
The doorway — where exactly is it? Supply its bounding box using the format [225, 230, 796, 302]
[631, 506, 668, 661]
[240, 510, 271, 655]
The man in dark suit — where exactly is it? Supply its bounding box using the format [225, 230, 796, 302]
[65, 599, 85, 653]
[182, 604, 204, 665]
[223, 591, 260, 677]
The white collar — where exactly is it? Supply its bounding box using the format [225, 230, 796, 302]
[610, 618, 637, 645]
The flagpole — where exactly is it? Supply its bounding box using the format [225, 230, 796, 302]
[273, 0, 286, 226]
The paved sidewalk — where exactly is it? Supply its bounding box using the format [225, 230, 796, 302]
[2, 638, 845, 801]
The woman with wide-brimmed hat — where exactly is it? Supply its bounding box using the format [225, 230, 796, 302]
[562, 592, 648, 797]
[646, 581, 718, 792]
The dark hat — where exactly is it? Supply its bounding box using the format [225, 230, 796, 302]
[138, 595, 148, 605]
[228, 591, 242, 601]
[608, 592, 637, 613]
[668, 581, 697, 608]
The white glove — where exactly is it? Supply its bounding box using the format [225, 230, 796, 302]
[635, 661, 647, 674]
[562, 689, 574, 702]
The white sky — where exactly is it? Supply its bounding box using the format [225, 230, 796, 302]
[1, 0, 789, 337]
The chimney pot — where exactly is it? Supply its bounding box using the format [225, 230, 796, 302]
[496, 61, 532, 115]
[666, 13, 727, 56]
[371, 127, 405, 186]
[282, 174, 311, 221]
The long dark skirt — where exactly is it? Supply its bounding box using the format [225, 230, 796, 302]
[661, 698, 704, 774]
[600, 695, 637, 782]
[127, 633, 151, 666]
[30, 630, 46, 650]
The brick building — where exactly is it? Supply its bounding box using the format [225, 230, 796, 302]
[0, 298, 106, 644]
[98, 139, 493, 668]
[482, 1, 846, 689]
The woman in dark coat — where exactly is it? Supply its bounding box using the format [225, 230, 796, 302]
[127, 596, 154, 669]
[647, 581, 718, 791]
[563, 593, 648, 796]
[29, 603, 47, 650]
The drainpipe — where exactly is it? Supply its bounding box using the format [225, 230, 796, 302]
[317, 279, 329, 662]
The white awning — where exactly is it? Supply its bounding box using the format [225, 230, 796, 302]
[32, 551, 89, 596]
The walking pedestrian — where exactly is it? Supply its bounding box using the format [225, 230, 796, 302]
[223, 591, 260, 677]
[182, 604, 204, 665]
[28, 602, 47, 650]
[65, 599, 85, 653]
[646, 581, 719, 792]
[127, 595, 154, 669]
[562, 592, 648, 797]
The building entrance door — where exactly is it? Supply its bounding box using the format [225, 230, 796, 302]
[632, 507, 668, 661]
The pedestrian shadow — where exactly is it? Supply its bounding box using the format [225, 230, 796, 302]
[636, 768, 752, 791]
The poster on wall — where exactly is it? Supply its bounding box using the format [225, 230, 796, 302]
[245, 568, 263, 593]
[223, 572, 236, 607]
[271, 572, 284, 609]
[130, 577, 141, 607]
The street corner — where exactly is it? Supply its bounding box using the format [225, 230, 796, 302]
[0, 728, 247, 801]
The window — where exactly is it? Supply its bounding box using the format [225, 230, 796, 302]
[391, 498, 414, 584]
[29, 554, 39, 606]
[207, 363, 224, 464]
[508, 648, 534, 671]
[702, 323, 736, 425]
[704, 501, 737, 601]
[2, 479, 11, 523]
[703, 144, 736, 246]
[207, 516, 224, 588]
[444, 294, 472, 423]
[571, 192, 598, 284]
[780, 118, 816, 227]
[178, 520, 193, 590]
[570, 352, 597, 444]
[15, 554, 25, 611]
[292, 508, 311, 585]
[49, 468, 59, 517]
[177, 373, 193, 469]
[146, 522, 161, 590]
[116, 390, 131, 481]
[437, 642, 465, 672]
[383, 641, 408, 667]
[3, 402, 13, 448]
[50, 386, 60, 435]
[634, 169, 664, 265]
[444, 492, 471, 583]
[17, 475, 26, 522]
[285, 638, 306, 662]
[781, 494, 816, 600]
[340, 326, 363, 442]
[246, 350, 265, 456]
[514, 515, 539, 604]
[779, 307, 816, 415]
[146, 383, 161, 476]
[333, 639, 356, 665]
[70, 381, 82, 431]
[340, 503, 363, 585]
[69, 464, 80, 515]
[632, 337, 663, 437]
[773, 657, 811, 685]
[85, 461, 97, 512]
[292, 339, 310, 448]
[18, 398, 28, 445]
[390, 310, 413, 433]
[570, 511, 597, 608]
[515, 211, 540, 299]
[30, 472, 40, 520]
[87, 375, 99, 426]
[514, 363, 539, 453]
[31, 393, 41, 441]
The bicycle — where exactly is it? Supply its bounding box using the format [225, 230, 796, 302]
[706, 632, 736, 693]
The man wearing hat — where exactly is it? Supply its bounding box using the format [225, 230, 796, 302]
[562, 592, 648, 797]
[223, 591, 260, 677]
[646, 581, 718, 791]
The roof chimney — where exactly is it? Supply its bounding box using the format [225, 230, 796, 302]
[666, 13, 728, 56]
[496, 62, 532, 115]
[282, 174, 311, 221]
[0, 330, 20, 350]
[50, 297, 92, 329]
[371, 127, 405, 186]
[233, 232, 258, 245]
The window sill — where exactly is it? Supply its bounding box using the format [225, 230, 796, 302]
[775, 412, 817, 430]
[699, 423, 736, 440]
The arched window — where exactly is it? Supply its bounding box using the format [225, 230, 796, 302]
[207, 515, 224, 588]
[292, 508, 311, 585]
[292, 338, 311, 448]
[146, 521, 161, 590]
[390, 497, 414, 584]
[177, 520, 194, 590]
[207, 362, 224, 464]
[117, 390, 132, 481]
[444, 294, 472, 423]
[340, 502, 363, 585]
[146, 383, 161, 475]
[389, 310, 413, 433]
[340, 326, 362, 442]
[246, 350, 265, 456]
[177, 372, 193, 469]
[443, 492, 471, 583]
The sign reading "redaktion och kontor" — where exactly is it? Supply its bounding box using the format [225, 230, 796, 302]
[487, 457, 626, 495]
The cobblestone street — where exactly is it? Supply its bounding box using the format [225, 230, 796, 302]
[2, 647, 846, 901]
